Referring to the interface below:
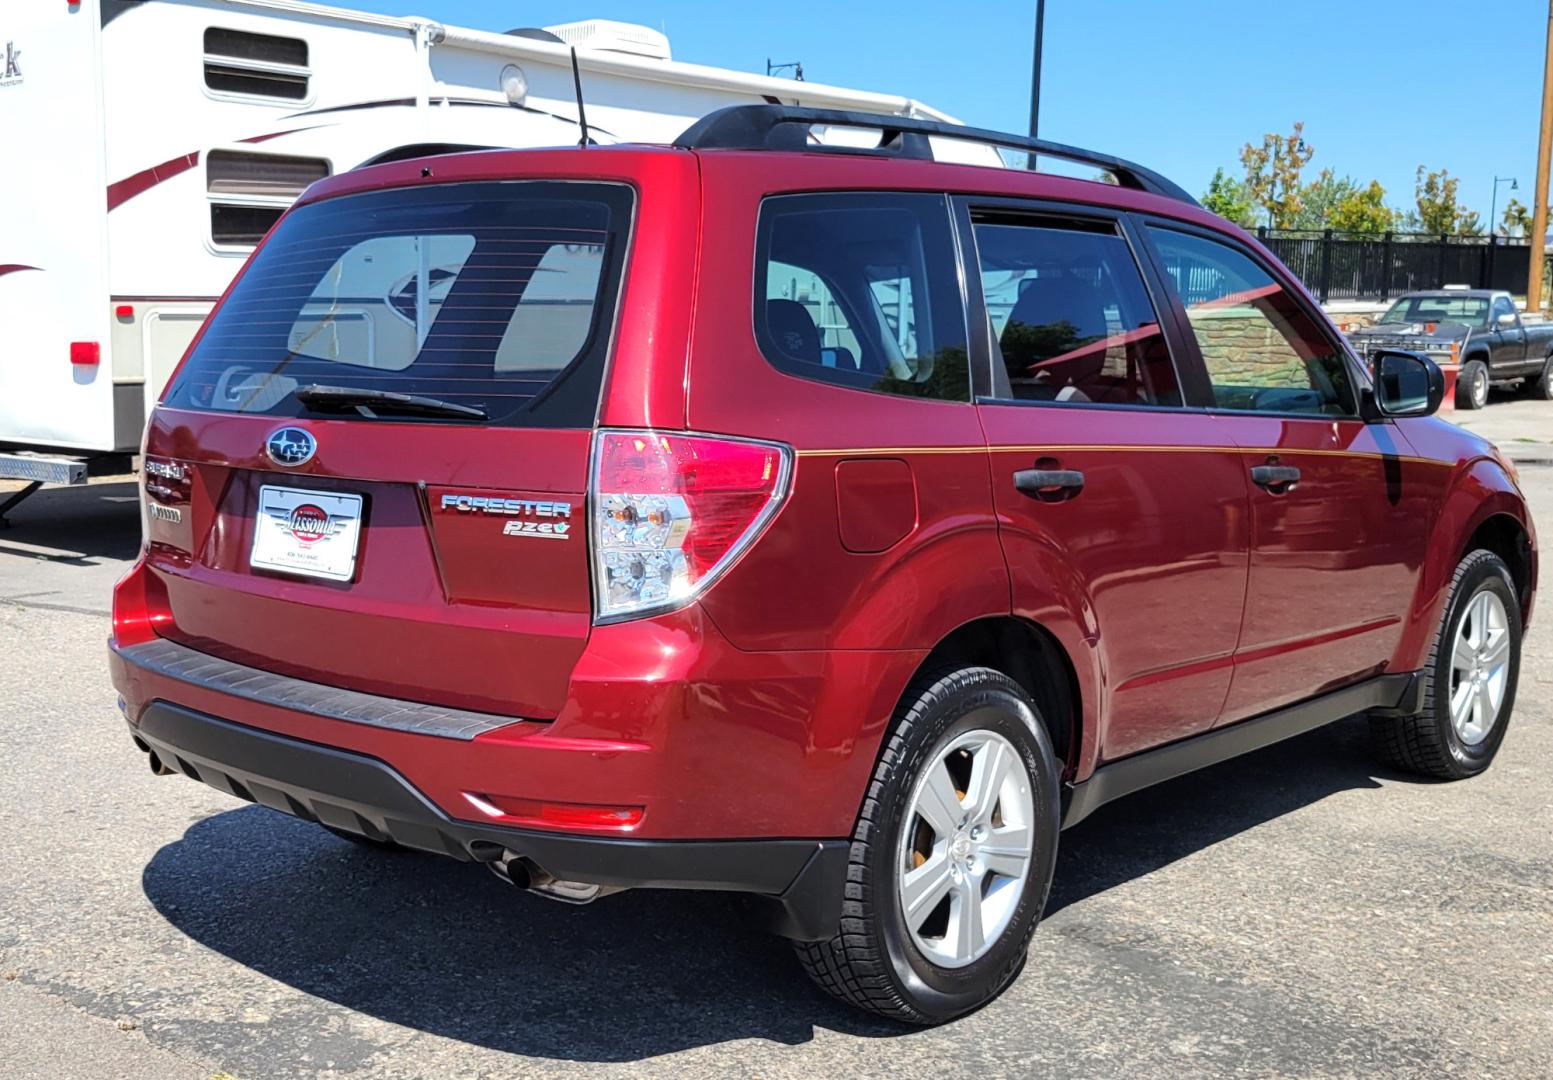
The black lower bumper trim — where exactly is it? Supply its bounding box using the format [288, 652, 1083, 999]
[133, 702, 848, 941]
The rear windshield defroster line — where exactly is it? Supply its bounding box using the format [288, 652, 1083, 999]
[163, 181, 635, 428]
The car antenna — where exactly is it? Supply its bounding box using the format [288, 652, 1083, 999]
[570, 47, 591, 147]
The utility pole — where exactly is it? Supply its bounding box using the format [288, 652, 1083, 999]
[1529, 1, 1553, 311]
[1028, 0, 1046, 139]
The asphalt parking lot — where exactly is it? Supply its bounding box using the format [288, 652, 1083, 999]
[2, 406, 1551, 1078]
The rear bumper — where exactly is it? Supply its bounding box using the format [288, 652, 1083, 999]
[112, 567, 925, 841]
[128, 699, 849, 940]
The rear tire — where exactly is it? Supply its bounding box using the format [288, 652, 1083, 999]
[1456, 359, 1490, 410]
[794, 667, 1060, 1025]
[1523, 355, 1553, 401]
[1369, 550, 1521, 780]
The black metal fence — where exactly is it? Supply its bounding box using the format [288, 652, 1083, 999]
[1256, 229, 1532, 303]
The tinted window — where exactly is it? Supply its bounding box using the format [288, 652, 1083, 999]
[207, 151, 331, 247]
[204, 27, 308, 66]
[1147, 227, 1357, 417]
[203, 29, 310, 100]
[1492, 296, 1516, 323]
[164, 182, 632, 427]
[207, 151, 329, 198]
[209, 203, 285, 247]
[755, 193, 969, 402]
[971, 215, 1181, 406]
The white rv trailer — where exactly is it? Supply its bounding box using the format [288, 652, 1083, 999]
[0, 0, 977, 517]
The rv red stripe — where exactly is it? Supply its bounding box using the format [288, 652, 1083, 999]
[0, 264, 41, 279]
[240, 127, 319, 144]
[106, 151, 200, 211]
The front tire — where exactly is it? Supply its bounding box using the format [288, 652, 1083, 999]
[1369, 550, 1522, 780]
[794, 667, 1060, 1024]
[1456, 359, 1490, 410]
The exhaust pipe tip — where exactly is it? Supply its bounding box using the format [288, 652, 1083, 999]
[486, 856, 532, 890]
[140, 742, 176, 777]
[484, 854, 611, 905]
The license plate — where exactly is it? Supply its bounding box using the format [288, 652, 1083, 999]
[250, 486, 364, 582]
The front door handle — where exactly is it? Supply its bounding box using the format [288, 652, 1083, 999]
[1250, 464, 1301, 491]
[1014, 468, 1085, 498]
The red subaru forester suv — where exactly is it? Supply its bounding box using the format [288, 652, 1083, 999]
[111, 107, 1536, 1024]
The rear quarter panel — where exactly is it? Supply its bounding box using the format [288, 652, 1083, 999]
[683, 153, 1011, 657]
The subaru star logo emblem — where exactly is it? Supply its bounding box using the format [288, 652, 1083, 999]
[266, 427, 316, 467]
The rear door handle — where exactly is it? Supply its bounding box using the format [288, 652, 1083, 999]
[1013, 468, 1085, 497]
[1249, 464, 1301, 491]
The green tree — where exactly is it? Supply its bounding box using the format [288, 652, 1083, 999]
[1201, 167, 1257, 227]
[1328, 179, 1400, 235]
[1414, 166, 1480, 234]
[1502, 196, 1533, 237]
[1240, 121, 1315, 228]
[1293, 169, 1356, 229]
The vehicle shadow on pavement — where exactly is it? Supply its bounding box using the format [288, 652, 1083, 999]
[140, 714, 1415, 1062]
[142, 811, 902, 1061]
[1047, 714, 1409, 914]
[0, 481, 141, 565]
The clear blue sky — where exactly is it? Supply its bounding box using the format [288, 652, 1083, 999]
[342, 0, 1545, 225]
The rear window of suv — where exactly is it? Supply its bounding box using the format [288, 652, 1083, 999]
[163, 181, 633, 427]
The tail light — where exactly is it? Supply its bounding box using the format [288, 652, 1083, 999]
[590, 429, 792, 623]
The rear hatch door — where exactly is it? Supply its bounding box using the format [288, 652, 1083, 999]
[143, 179, 633, 718]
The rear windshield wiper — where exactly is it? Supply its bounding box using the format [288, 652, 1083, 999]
[294, 384, 490, 422]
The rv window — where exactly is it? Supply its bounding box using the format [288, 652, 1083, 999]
[211, 204, 285, 247]
[204, 28, 310, 101]
[207, 151, 329, 198]
[208, 153, 329, 246]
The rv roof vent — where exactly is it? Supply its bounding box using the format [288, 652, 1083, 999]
[504, 28, 565, 44]
[541, 20, 671, 61]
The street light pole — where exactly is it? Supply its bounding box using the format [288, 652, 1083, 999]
[1528, 1, 1553, 312]
[1028, 0, 1046, 140]
[1491, 176, 1519, 236]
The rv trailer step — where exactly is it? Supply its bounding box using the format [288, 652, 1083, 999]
[0, 453, 90, 486]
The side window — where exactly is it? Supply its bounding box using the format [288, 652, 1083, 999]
[206, 150, 331, 247]
[203, 28, 310, 101]
[755, 193, 969, 402]
[1492, 296, 1516, 324]
[971, 214, 1181, 406]
[1146, 226, 1357, 417]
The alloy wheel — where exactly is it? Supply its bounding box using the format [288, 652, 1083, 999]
[897, 729, 1034, 968]
[1450, 589, 1511, 745]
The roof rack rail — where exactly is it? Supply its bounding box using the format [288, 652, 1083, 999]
[674, 105, 1198, 207]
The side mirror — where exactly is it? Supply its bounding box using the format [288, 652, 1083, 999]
[1371, 349, 1444, 418]
[1497, 312, 1518, 328]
